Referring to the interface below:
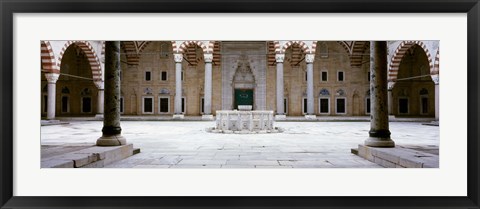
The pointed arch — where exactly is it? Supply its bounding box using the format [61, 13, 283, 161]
[276, 41, 312, 54]
[175, 41, 209, 53]
[388, 41, 433, 83]
[41, 41, 59, 73]
[57, 41, 102, 81]
[350, 41, 369, 67]
[336, 41, 353, 55]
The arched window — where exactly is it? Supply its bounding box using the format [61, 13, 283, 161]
[420, 88, 429, 114]
[319, 88, 330, 114]
[61, 87, 70, 113]
[335, 89, 347, 114]
[80, 88, 92, 113]
[319, 42, 328, 58]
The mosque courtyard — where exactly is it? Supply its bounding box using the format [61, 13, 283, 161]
[41, 119, 439, 168]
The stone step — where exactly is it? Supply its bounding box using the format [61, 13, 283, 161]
[41, 144, 135, 168]
[354, 144, 439, 168]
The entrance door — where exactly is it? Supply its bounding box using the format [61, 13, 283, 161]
[234, 89, 254, 110]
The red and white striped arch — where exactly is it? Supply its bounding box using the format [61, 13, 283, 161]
[388, 41, 433, 83]
[275, 41, 316, 54]
[172, 41, 212, 54]
[41, 41, 59, 74]
[57, 41, 102, 82]
[433, 50, 439, 75]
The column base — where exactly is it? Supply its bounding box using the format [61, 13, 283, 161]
[202, 115, 214, 120]
[275, 115, 287, 120]
[96, 134, 127, 146]
[173, 114, 184, 119]
[364, 137, 395, 147]
[304, 115, 316, 120]
[95, 114, 104, 119]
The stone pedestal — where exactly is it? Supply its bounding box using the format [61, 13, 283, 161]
[202, 115, 214, 120]
[304, 115, 317, 120]
[172, 114, 184, 119]
[45, 73, 59, 120]
[365, 41, 395, 147]
[275, 114, 286, 120]
[96, 41, 126, 146]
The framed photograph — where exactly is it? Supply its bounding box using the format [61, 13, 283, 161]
[1, 0, 479, 208]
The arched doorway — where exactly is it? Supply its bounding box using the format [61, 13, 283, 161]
[392, 44, 435, 117]
[57, 42, 99, 116]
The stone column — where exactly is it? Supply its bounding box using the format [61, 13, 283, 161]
[305, 54, 316, 119]
[173, 53, 184, 119]
[96, 41, 126, 146]
[202, 53, 214, 120]
[365, 41, 395, 147]
[387, 83, 394, 115]
[432, 75, 439, 121]
[45, 73, 59, 120]
[275, 54, 286, 120]
[94, 81, 104, 118]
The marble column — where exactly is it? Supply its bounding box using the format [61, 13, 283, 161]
[173, 53, 184, 118]
[45, 73, 59, 120]
[365, 41, 395, 147]
[94, 81, 104, 118]
[305, 54, 315, 117]
[96, 41, 126, 146]
[387, 83, 393, 115]
[432, 75, 439, 121]
[202, 53, 213, 120]
[275, 54, 285, 119]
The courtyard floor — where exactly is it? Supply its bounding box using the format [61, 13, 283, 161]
[41, 120, 439, 168]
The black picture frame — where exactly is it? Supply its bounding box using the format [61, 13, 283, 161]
[1, 0, 479, 208]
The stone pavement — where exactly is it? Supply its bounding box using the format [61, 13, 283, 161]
[40, 120, 439, 168]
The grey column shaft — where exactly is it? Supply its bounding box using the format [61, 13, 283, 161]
[47, 83, 56, 119]
[435, 84, 439, 120]
[365, 41, 394, 147]
[306, 63, 314, 114]
[175, 62, 182, 114]
[388, 90, 393, 115]
[97, 89, 104, 114]
[204, 62, 212, 115]
[276, 62, 284, 115]
[102, 41, 121, 135]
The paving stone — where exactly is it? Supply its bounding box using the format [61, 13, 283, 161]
[42, 121, 438, 168]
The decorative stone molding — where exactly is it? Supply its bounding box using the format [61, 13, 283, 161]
[387, 82, 395, 90]
[94, 81, 104, 90]
[45, 73, 60, 84]
[305, 54, 315, 63]
[204, 53, 213, 63]
[174, 53, 183, 63]
[275, 54, 285, 63]
[431, 74, 439, 85]
[144, 87, 153, 95]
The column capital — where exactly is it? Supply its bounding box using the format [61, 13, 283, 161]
[388, 82, 395, 90]
[94, 81, 104, 90]
[431, 74, 439, 85]
[305, 54, 315, 63]
[45, 73, 60, 84]
[174, 53, 183, 63]
[204, 53, 213, 63]
[275, 54, 285, 63]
